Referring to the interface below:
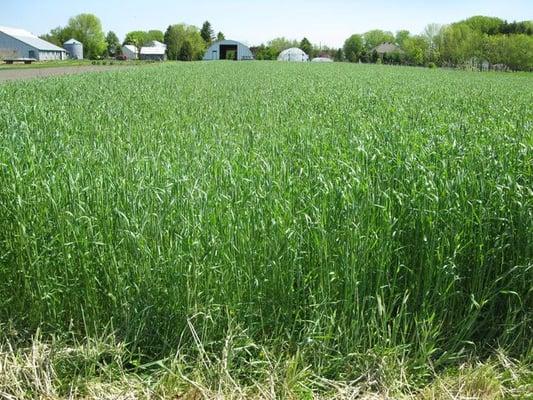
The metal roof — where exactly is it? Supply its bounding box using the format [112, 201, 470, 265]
[140, 41, 166, 55]
[146, 40, 166, 48]
[123, 44, 138, 53]
[64, 38, 82, 45]
[140, 46, 166, 55]
[0, 26, 66, 52]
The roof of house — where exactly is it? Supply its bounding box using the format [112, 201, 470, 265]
[373, 42, 401, 54]
[146, 40, 166, 48]
[0, 26, 66, 52]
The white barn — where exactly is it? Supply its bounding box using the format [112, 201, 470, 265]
[0, 26, 66, 61]
[140, 41, 166, 61]
[121, 44, 138, 60]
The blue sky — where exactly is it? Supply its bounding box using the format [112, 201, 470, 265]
[1, 0, 532, 47]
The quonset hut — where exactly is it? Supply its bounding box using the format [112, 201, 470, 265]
[203, 40, 253, 61]
[63, 39, 83, 59]
[278, 48, 309, 62]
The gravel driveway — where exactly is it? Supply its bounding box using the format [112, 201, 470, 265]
[0, 65, 130, 82]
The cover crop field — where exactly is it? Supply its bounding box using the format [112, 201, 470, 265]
[0, 62, 532, 398]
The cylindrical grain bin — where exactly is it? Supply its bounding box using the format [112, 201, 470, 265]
[63, 39, 83, 60]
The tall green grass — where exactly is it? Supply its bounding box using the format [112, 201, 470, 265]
[0, 62, 531, 383]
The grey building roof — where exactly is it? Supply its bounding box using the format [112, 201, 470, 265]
[64, 38, 82, 45]
[0, 26, 66, 52]
[373, 42, 401, 54]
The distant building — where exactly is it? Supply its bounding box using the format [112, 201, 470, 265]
[0, 26, 66, 61]
[203, 40, 254, 61]
[278, 48, 309, 62]
[63, 38, 83, 59]
[140, 41, 166, 61]
[121, 44, 138, 60]
[373, 42, 402, 56]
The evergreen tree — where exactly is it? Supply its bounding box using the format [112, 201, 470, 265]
[299, 37, 313, 57]
[105, 31, 121, 57]
[334, 48, 344, 62]
[200, 21, 214, 44]
[179, 40, 193, 61]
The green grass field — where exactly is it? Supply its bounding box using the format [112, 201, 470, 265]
[0, 62, 531, 398]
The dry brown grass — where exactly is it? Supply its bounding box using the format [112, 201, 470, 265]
[1, 334, 530, 400]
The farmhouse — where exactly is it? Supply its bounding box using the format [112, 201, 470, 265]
[278, 48, 309, 62]
[203, 40, 254, 61]
[373, 42, 402, 55]
[140, 40, 167, 61]
[0, 26, 66, 61]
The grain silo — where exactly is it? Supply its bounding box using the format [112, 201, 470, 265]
[63, 39, 83, 59]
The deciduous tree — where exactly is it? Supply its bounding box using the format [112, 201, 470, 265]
[343, 34, 364, 62]
[66, 13, 107, 59]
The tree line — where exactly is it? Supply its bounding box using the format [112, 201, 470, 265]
[40, 14, 532, 70]
[340, 16, 533, 71]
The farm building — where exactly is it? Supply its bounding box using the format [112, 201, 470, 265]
[140, 40, 166, 61]
[63, 38, 83, 59]
[121, 44, 138, 60]
[278, 48, 309, 62]
[312, 57, 333, 62]
[373, 42, 402, 55]
[0, 26, 66, 61]
[203, 40, 254, 61]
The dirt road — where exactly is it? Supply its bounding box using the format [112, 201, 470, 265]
[0, 65, 130, 82]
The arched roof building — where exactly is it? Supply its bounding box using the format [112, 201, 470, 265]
[203, 40, 253, 61]
[278, 48, 309, 62]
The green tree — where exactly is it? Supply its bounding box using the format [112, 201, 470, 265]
[299, 37, 313, 57]
[66, 13, 107, 59]
[343, 34, 364, 62]
[164, 24, 206, 61]
[333, 48, 344, 62]
[40, 26, 72, 47]
[147, 30, 164, 43]
[179, 40, 193, 61]
[363, 29, 395, 50]
[251, 44, 277, 60]
[200, 21, 214, 44]
[439, 23, 483, 65]
[403, 35, 430, 65]
[217, 32, 225, 41]
[395, 30, 410, 48]
[462, 16, 504, 35]
[164, 25, 179, 60]
[123, 31, 148, 47]
[105, 31, 121, 57]
[268, 37, 299, 56]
